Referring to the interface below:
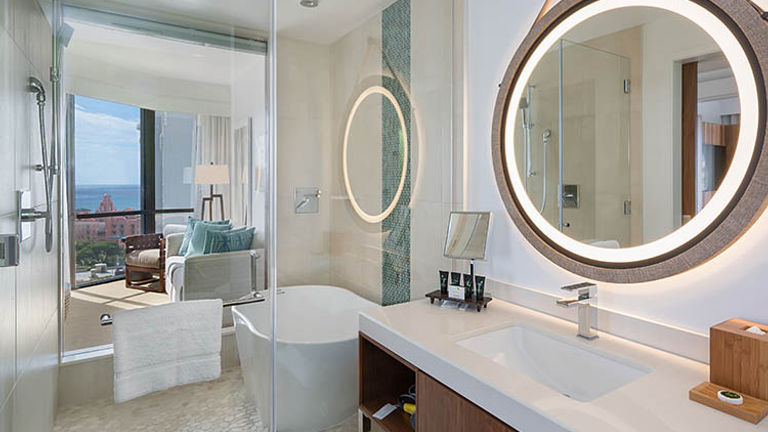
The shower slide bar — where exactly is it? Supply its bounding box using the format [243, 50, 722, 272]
[98, 293, 266, 326]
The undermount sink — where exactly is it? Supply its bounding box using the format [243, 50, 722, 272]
[457, 325, 651, 401]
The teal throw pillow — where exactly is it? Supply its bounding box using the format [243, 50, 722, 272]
[179, 216, 230, 255]
[203, 227, 255, 254]
[184, 221, 232, 258]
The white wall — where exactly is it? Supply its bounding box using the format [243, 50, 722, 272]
[0, 0, 60, 429]
[465, 0, 768, 335]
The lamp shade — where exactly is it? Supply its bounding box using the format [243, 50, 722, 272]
[195, 164, 230, 185]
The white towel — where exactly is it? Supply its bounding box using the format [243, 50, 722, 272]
[590, 239, 621, 249]
[112, 299, 223, 403]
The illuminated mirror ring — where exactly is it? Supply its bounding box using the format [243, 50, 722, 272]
[491, 0, 768, 282]
[343, 85, 408, 224]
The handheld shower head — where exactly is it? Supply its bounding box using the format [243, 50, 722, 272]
[28, 77, 46, 105]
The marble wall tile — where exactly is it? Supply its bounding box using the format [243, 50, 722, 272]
[0, 216, 17, 410]
[12, 312, 57, 432]
[1, 0, 58, 430]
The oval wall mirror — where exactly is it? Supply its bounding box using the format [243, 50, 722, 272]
[492, 0, 768, 282]
[343, 85, 408, 224]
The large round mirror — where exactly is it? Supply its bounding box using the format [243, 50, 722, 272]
[493, 0, 768, 282]
[343, 85, 408, 224]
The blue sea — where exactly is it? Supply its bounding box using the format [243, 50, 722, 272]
[75, 184, 140, 212]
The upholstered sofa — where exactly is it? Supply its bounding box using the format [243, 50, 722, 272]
[164, 230, 265, 304]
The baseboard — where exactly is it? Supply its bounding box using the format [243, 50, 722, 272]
[487, 277, 710, 364]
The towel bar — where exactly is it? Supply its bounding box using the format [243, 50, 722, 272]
[99, 294, 266, 326]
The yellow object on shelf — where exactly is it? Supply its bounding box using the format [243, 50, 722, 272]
[403, 403, 416, 415]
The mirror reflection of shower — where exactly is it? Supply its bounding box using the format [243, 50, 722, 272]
[23, 76, 56, 252]
[519, 85, 549, 213]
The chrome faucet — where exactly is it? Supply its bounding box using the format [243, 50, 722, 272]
[556, 282, 598, 340]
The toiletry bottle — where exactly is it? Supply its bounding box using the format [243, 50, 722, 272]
[463, 273, 473, 301]
[439, 271, 449, 295]
[450, 272, 461, 287]
[475, 276, 486, 301]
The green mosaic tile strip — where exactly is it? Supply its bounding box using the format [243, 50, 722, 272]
[381, 0, 411, 306]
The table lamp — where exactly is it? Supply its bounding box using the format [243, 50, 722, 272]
[195, 163, 230, 220]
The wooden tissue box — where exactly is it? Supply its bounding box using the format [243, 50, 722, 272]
[710, 318, 768, 400]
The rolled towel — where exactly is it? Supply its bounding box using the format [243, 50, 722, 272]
[113, 299, 223, 403]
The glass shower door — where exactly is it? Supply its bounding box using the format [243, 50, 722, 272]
[560, 40, 632, 248]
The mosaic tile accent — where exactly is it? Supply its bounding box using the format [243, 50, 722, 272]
[381, 0, 412, 306]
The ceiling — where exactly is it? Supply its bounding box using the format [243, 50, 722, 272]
[64, 0, 397, 44]
[66, 21, 261, 86]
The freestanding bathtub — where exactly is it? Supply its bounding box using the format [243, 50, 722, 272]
[232, 285, 377, 432]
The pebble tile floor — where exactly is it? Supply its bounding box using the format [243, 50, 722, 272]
[54, 368, 262, 432]
[54, 367, 361, 432]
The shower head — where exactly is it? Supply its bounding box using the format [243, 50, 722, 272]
[519, 98, 529, 110]
[28, 77, 45, 105]
[543, 129, 552, 139]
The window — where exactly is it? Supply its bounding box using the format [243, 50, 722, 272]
[72, 96, 195, 287]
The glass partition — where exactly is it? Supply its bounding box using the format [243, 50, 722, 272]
[271, 0, 455, 430]
[59, 4, 272, 428]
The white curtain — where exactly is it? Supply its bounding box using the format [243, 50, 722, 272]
[232, 123, 251, 226]
[195, 115, 233, 223]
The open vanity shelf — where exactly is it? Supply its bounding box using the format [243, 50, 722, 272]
[359, 332, 517, 432]
[359, 333, 416, 432]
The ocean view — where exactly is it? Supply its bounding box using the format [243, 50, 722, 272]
[75, 184, 140, 212]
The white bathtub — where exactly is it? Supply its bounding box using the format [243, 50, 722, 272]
[232, 285, 377, 432]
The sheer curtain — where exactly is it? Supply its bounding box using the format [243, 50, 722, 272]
[232, 122, 251, 226]
[195, 115, 233, 223]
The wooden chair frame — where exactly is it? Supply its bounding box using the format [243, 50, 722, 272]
[124, 233, 166, 293]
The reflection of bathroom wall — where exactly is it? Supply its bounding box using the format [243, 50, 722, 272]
[329, 12, 384, 303]
[330, 0, 453, 304]
[642, 14, 719, 242]
[0, 0, 60, 429]
[583, 26, 644, 246]
[515, 48, 560, 230]
[276, 38, 333, 286]
[408, 0, 453, 301]
[277, 0, 452, 304]
[520, 40, 633, 247]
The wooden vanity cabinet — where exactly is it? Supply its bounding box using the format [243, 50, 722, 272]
[360, 332, 517, 432]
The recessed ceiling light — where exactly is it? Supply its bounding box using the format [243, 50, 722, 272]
[300, 0, 319, 7]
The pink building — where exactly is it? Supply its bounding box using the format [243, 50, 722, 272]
[74, 194, 141, 243]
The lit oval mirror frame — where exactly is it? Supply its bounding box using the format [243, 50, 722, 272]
[492, 0, 768, 282]
[343, 85, 408, 224]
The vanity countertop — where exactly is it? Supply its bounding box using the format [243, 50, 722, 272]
[359, 299, 764, 432]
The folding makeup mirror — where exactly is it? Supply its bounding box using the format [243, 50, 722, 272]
[444, 212, 491, 260]
[444, 212, 491, 285]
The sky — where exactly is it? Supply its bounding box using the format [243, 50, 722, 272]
[74, 95, 141, 186]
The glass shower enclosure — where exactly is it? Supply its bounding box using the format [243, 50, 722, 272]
[518, 39, 632, 247]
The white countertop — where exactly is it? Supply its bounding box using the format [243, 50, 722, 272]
[359, 298, 765, 432]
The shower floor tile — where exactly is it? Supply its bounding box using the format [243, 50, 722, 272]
[53, 367, 264, 432]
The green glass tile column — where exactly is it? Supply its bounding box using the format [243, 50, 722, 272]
[381, 0, 411, 306]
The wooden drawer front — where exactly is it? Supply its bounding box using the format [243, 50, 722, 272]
[416, 371, 517, 432]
